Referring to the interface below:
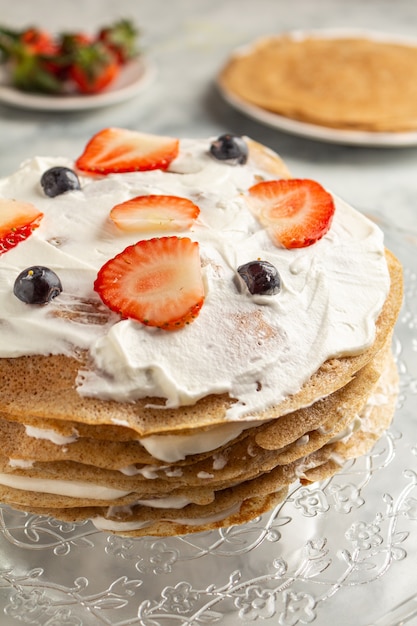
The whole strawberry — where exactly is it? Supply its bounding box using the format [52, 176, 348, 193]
[69, 41, 120, 94]
[19, 27, 57, 55]
[0, 25, 62, 93]
[0, 19, 140, 95]
[98, 19, 138, 63]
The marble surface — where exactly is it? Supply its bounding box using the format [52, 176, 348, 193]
[0, 1, 416, 625]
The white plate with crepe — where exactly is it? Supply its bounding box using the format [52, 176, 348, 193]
[217, 29, 417, 147]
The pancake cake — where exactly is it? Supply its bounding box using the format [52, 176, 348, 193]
[0, 128, 403, 536]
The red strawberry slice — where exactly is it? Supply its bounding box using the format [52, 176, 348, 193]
[75, 128, 179, 175]
[247, 179, 335, 249]
[110, 194, 200, 232]
[94, 236, 205, 330]
[0, 199, 44, 255]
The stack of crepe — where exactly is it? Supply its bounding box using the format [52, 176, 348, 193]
[0, 250, 403, 536]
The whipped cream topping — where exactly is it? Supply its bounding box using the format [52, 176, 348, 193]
[0, 138, 390, 420]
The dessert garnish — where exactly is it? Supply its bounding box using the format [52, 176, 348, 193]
[237, 260, 281, 296]
[75, 128, 180, 174]
[110, 194, 200, 232]
[247, 178, 335, 248]
[0, 19, 139, 94]
[40, 166, 81, 197]
[94, 236, 205, 330]
[209, 133, 248, 164]
[0, 199, 43, 255]
[13, 265, 62, 304]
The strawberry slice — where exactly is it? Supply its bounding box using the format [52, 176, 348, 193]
[75, 128, 179, 175]
[94, 236, 205, 330]
[247, 179, 335, 249]
[110, 194, 200, 232]
[0, 199, 43, 255]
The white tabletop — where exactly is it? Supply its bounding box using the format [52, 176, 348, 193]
[0, 1, 416, 625]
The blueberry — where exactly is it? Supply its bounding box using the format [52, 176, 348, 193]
[41, 166, 81, 197]
[209, 134, 248, 165]
[237, 261, 281, 296]
[13, 266, 63, 304]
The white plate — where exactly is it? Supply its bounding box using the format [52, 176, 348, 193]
[0, 57, 154, 112]
[217, 29, 417, 147]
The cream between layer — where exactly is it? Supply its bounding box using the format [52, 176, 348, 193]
[5, 385, 388, 497]
[91, 503, 242, 532]
[25, 425, 79, 445]
[0, 473, 130, 499]
[0, 138, 390, 420]
[138, 420, 261, 462]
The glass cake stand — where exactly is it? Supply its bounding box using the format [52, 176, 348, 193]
[0, 217, 416, 626]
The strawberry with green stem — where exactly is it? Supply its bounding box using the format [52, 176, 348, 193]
[0, 25, 62, 93]
[98, 19, 139, 63]
[0, 18, 140, 95]
[68, 40, 119, 94]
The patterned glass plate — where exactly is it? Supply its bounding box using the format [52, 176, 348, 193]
[0, 215, 416, 626]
